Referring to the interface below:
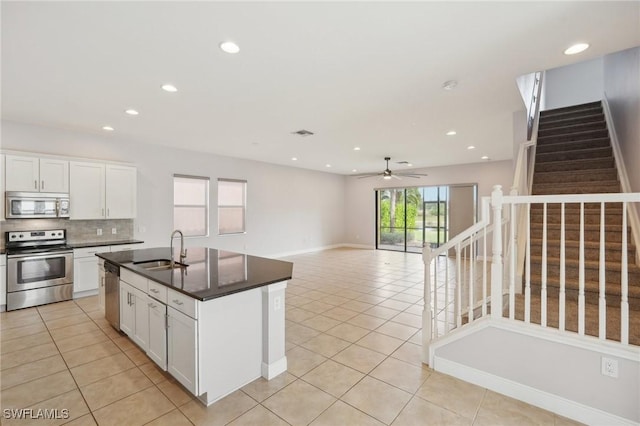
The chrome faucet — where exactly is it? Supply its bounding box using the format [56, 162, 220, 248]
[170, 230, 187, 268]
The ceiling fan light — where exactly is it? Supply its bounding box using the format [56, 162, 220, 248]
[383, 175, 392, 180]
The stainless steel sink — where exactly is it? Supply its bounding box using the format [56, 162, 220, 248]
[133, 259, 187, 271]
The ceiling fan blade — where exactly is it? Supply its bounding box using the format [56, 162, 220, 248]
[356, 173, 383, 179]
[396, 173, 428, 178]
[391, 174, 402, 180]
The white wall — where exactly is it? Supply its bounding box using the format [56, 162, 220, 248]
[542, 57, 604, 110]
[1, 120, 346, 257]
[435, 326, 640, 423]
[343, 161, 513, 247]
[603, 47, 640, 194]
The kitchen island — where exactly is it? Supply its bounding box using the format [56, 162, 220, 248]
[97, 247, 293, 406]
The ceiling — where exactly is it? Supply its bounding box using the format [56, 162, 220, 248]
[2, 2, 639, 175]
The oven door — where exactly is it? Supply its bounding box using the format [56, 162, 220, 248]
[7, 251, 74, 292]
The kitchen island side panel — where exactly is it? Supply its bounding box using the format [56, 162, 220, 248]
[198, 286, 263, 405]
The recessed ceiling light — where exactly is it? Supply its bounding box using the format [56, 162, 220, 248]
[407, 163, 413, 167]
[102, 126, 114, 131]
[125, 109, 139, 116]
[352, 169, 357, 173]
[481, 156, 490, 160]
[354, 147, 361, 151]
[442, 80, 458, 90]
[325, 164, 331, 168]
[467, 145, 475, 150]
[220, 41, 240, 54]
[291, 157, 298, 161]
[564, 43, 589, 55]
[446, 130, 457, 136]
[161, 84, 178, 92]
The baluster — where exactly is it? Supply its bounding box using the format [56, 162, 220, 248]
[482, 227, 488, 317]
[490, 185, 504, 319]
[434, 255, 439, 338]
[525, 202, 531, 323]
[621, 202, 629, 344]
[578, 202, 585, 336]
[509, 203, 516, 320]
[445, 251, 450, 333]
[559, 203, 566, 332]
[469, 235, 475, 322]
[422, 248, 433, 364]
[456, 243, 462, 327]
[542, 203, 548, 327]
[599, 202, 606, 340]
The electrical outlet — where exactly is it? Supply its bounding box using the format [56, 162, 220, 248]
[601, 357, 619, 378]
[274, 296, 281, 311]
[111, 228, 117, 235]
[97, 228, 102, 236]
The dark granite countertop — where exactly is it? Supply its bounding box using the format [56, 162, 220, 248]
[97, 247, 293, 301]
[70, 240, 144, 249]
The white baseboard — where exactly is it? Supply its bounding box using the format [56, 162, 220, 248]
[270, 243, 374, 259]
[341, 243, 375, 250]
[269, 244, 344, 259]
[434, 357, 638, 426]
[262, 356, 287, 380]
[73, 290, 98, 299]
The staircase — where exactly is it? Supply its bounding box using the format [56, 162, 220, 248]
[525, 100, 640, 343]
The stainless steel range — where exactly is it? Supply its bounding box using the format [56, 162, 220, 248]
[5, 229, 74, 311]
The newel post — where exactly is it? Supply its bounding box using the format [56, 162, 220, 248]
[422, 246, 433, 365]
[491, 185, 504, 319]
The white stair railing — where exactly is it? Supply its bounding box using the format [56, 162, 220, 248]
[422, 185, 640, 364]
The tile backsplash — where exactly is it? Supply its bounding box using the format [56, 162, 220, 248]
[0, 219, 134, 248]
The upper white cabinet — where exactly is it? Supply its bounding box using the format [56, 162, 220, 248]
[5, 155, 69, 193]
[70, 161, 136, 219]
[70, 161, 105, 219]
[106, 164, 137, 219]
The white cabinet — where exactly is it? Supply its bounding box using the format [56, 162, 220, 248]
[167, 306, 198, 394]
[73, 247, 109, 294]
[1, 154, 5, 220]
[120, 274, 149, 352]
[5, 155, 68, 193]
[0, 255, 6, 310]
[105, 165, 137, 219]
[148, 297, 167, 370]
[120, 281, 135, 336]
[98, 258, 105, 311]
[69, 161, 105, 219]
[70, 161, 136, 219]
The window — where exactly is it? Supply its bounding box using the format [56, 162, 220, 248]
[173, 175, 209, 237]
[218, 179, 246, 235]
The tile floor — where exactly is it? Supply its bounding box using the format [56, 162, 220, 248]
[0, 248, 581, 425]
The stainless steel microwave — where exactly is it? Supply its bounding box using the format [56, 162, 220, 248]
[5, 192, 70, 219]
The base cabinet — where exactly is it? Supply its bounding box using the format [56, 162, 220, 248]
[167, 306, 198, 395]
[147, 297, 167, 370]
[120, 282, 135, 336]
[119, 281, 149, 351]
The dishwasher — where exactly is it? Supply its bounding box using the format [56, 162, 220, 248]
[104, 261, 121, 331]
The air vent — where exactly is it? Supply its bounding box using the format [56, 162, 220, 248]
[292, 129, 314, 137]
[396, 161, 409, 164]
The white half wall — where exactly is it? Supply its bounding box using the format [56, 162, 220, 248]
[542, 57, 604, 111]
[434, 324, 640, 424]
[603, 47, 640, 194]
[1, 120, 346, 257]
[343, 160, 513, 247]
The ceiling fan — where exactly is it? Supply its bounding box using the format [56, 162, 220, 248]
[358, 157, 428, 180]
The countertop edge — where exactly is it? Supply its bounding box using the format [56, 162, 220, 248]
[71, 240, 144, 249]
[97, 249, 293, 302]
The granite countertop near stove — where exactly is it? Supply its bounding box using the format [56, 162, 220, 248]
[97, 247, 293, 301]
[69, 239, 144, 249]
